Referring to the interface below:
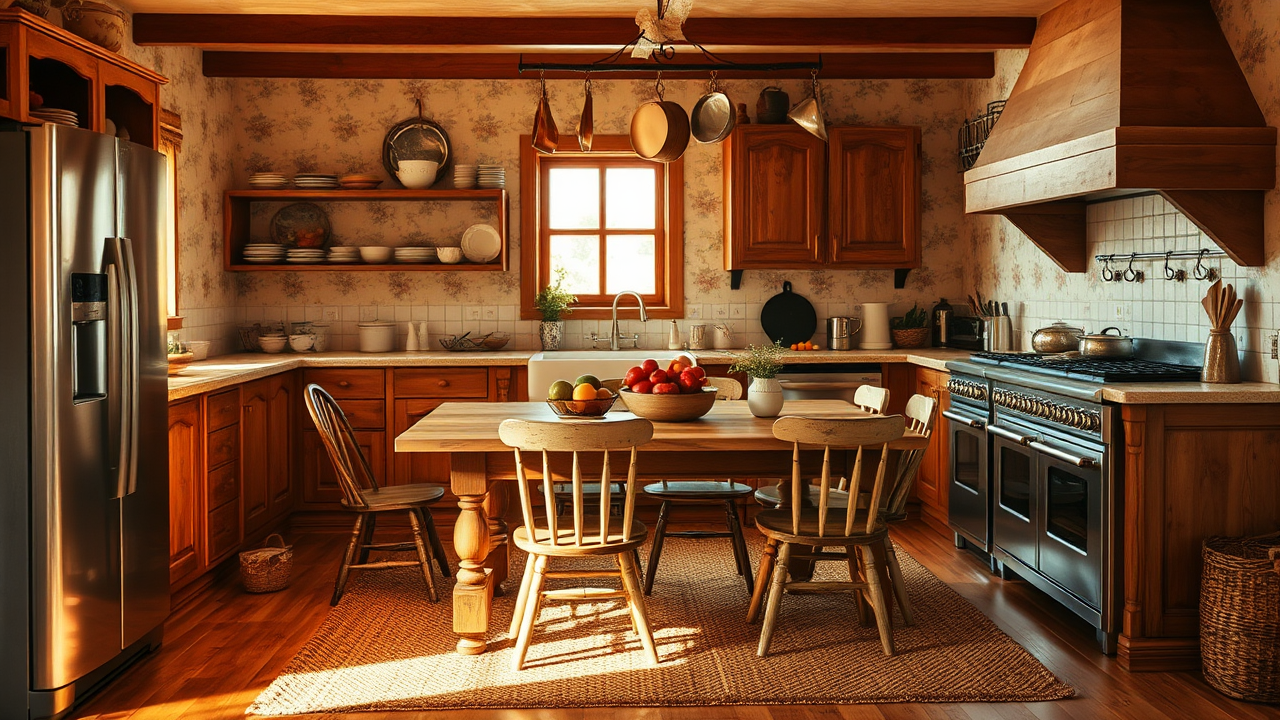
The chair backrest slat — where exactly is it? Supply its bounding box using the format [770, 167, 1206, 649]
[883, 394, 938, 519]
[304, 383, 381, 509]
[854, 385, 890, 415]
[500, 418, 654, 549]
[513, 448, 537, 537]
[773, 414, 906, 539]
[844, 447, 864, 537]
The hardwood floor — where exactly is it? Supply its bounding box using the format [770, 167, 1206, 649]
[69, 517, 1278, 720]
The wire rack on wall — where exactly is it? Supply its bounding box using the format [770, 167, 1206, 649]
[958, 99, 1006, 171]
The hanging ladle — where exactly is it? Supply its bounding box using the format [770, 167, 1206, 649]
[577, 74, 594, 152]
[531, 71, 559, 155]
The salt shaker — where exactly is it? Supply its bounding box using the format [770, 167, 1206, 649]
[667, 319, 682, 350]
[405, 322, 419, 351]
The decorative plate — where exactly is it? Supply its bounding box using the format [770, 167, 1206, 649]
[269, 203, 331, 249]
[382, 114, 452, 178]
[460, 223, 502, 263]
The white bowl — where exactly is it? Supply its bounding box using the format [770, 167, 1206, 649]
[357, 322, 396, 353]
[185, 340, 210, 361]
[258, 336, 287, 353]
[396, 160, 439, 189]
[288, 334, 315, 352]
[437, 247, 463, 264]
[359, 246, 394, 264]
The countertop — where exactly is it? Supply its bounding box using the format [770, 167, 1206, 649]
[1098, 382, 1280, 404]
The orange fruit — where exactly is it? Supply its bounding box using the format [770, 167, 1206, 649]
[572, 383, 597, 401]
[595, 387, 614, 400]
[790, 343, 798, 350]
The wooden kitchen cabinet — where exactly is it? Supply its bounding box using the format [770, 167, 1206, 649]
[913, 367, 951, 536]
[241, 373, 293, 537]
[205, 389, 241, 564]
[723, 125, 826, 269]
[167, 397, 204, 588]
[828, 126, 921, 267]
[723, 124, 921, 271]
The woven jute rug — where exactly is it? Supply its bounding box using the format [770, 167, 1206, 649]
[249, 538, 1073, 714]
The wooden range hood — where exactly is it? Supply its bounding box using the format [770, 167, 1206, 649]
[964, 0, 1276, 271]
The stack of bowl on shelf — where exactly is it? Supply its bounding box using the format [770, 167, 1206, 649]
[453, 165, 477, 188]
[248, 172, 288, 189]
[242, 243, 285, 264]
[394, 246, 438, 264]
[477, 165, 505, 188]
[30, 107, 79, 127]
[327, 246, 360, 264]
[285, 248, 326, 264]
[257, 328, 288, 353]
[293, 173, 340, 189]
[339, 173, 381, 190]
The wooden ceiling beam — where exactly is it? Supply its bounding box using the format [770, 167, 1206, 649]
[135, 15, 1036, 50]
[201, 51, 995, 79]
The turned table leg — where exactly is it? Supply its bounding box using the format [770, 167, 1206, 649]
[451, 452, 494, 655]
[484, 481, 509, 595]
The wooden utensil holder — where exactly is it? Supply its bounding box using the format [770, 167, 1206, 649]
[1202, 330, 1241, 384]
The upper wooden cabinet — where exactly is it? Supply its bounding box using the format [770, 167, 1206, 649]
[723, 124, 921, 271]
[828, 126, 922, 267]
[0, 9, 166, 149]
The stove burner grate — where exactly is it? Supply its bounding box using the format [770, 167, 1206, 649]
[970, 352, 1201, 382]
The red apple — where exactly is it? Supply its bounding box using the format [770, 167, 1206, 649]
[687, 366, 706, 380]
[641, 358, 659, 374]
[631, 380, 654, 394]
[652, 382, 680, 395]
[649, 369, 669, 385]
[623, 366, 647, 388]
[677, 369, 700, 393]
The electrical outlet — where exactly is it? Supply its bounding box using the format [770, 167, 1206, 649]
[324, 307, 339, 321]
[730, 304, 746, 319]
[713, 304, 729, 319]
[686, 306, 702, 319]
[482, 306, 498, 321]
[1270, 332, 1278, 360]
[465, 307, 481, 321]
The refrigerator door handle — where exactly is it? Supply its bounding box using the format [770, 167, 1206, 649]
[108, 236, 139, 499]
[119, 236, 141, 497]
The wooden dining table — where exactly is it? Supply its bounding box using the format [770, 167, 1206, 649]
[394, 399, 927, 655]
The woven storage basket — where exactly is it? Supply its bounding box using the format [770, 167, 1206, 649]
[1200, 532, 1280, 703]
[239, 533, 294, 593]
[892, 327, 931, 349]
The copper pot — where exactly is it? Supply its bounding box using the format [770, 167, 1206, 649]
[531, 77, 558, 155]
[630, 100, 690, 163]
[576, 77, 593, 152]
[1031, 321, 1085, 354]
[1078, 327, 1133, 357]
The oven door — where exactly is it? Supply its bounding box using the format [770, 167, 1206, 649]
[991, 424, 1038, 570]
[1033, 436, 1106, 611]
[943, 408, 989, 550]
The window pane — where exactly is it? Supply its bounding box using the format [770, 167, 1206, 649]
[549, 235, 600, 295]
[549, 168, 599, 229]
[605, 235, 655, 295]
[605, 167, 656, 230]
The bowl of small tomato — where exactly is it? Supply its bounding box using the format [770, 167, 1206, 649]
[618, 357, 716, 422]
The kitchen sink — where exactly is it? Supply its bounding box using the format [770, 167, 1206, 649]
[527, 350, 683, 398]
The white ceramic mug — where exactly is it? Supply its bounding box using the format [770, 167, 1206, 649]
[396, 160, 439, 189]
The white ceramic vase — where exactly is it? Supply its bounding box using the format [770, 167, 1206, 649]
[747, 377, 784, 418]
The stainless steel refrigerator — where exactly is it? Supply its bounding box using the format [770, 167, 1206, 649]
[0, 124, 170, 719]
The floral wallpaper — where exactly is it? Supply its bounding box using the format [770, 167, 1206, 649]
[964, 0, 1280, 382]
[226, 75, 972, 349]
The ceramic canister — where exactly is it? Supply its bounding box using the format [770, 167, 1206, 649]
[859, 303, 892, 350]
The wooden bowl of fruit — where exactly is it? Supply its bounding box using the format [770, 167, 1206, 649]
[618, 357, 716, 422]
[546, 375, 617, 419]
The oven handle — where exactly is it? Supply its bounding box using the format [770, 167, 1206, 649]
[942, 409, 985, 429]
[988, 424, 1034, 445]
[1029, 440, 1099, 468]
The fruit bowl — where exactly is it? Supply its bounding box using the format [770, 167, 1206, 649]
[546, 396, 618, 419]
[619, 387, 717, 422]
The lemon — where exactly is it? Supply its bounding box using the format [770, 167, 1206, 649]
[574, 374, 601, 390]
[572, 383, 598, 401]
[548, 380, 574, 401]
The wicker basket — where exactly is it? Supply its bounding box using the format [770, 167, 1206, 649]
[239, 533, 294, 593]
[1200, 532, 1280, 703]
[892, 327, 931, 349]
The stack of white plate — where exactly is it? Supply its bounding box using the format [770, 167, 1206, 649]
[286, 248, 327, 264]
[477, 165, 505, 189]
[327, 247, 360, 264]
[294, 173, 340, 189]
[461, 223, 502, 263]
[242, 244, 285, 264]
[30, 108, 78, 127]
[454, 165, 478, 189]
[249, 172, 288, 189]
[394, 247, 438, 264]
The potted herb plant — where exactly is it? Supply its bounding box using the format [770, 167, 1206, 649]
[533, 268, 576, 350]
[891, 304, 931, 348]
[729, 341, 788, 417]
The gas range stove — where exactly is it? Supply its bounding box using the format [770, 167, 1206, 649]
[968, 351, 1201, 383]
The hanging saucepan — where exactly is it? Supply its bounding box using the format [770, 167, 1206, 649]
[787, 69, 828, 142]
[531, 72, 559, 155]
[690, 71, 734, 144]
[630, 73, 690, 163]
[577, 75, 594, 152]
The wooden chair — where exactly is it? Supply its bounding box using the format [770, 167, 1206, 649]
[304, 384, 450, 605]
[500, 417, 660, 670]
[747, 414, 907, 657]
[640, 375, 753, 595]
[874, 393, 937, 625]
[753, 384, 890, 509]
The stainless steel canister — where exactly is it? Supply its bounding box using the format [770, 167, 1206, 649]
[688, 324, 707, 350]
[826, 316, 861, 351]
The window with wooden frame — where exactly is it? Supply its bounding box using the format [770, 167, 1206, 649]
[520, 135, 683, 319]
[159, 109, 183, 330]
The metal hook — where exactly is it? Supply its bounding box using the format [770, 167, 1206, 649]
[811, 67, 820, 94]
[1123, 253, 1142, 282]
[707, 69, 718, 93]
[538, 70, 547, 99]
[1163, 251, 1187, 282]
[414, 97, 425, 120]
[654, 71, 665, 101]
[1194, 248, 1219, 281]
[1101, 254, 1115, 282]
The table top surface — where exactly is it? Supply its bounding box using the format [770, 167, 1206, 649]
[395, 399, 927, 453]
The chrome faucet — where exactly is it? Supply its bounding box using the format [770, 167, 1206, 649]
[609, 291, 648, 351]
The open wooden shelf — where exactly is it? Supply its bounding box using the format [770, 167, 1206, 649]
[223, 188, 509, 272]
